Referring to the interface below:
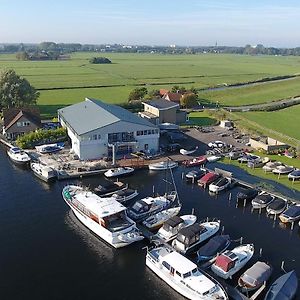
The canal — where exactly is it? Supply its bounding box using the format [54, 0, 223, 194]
[0, 145, 299, 300]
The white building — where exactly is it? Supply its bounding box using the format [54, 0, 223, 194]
[58, 98, 159, 160]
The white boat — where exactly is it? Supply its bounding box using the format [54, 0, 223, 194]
[272, 165, 294, 175]
[148, 160, 178, 171]
[206, 155, 222, 162]
[146, 246, 228, 300]
[211, 244, 255, 279]
[180, 146, 198, 155]
[262, 161, 282, 173]
[104, 167, 134, 178]
[288, 169, 300, 181]
[209, 177, 231, 193]
[30, 162, 57, 182]
[35, 142, 64, 154]
[62, 185, 143, 248]
[7, 147, 31, 165]
[142, 206, 181, 230]
[155, 214, 197, 242]
[111, 189, 139, 203]
[172, 220, 220, 254]
[128, 191, 177, 221]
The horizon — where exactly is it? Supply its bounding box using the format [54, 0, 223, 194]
[1, 0, 300, 47]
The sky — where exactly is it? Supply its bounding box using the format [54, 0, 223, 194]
[0, 0, 300, 47]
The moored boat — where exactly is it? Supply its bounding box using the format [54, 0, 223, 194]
[7, 147, 31, 165]
[211, 244, 255, 279]
[185, 169, 206, 182]
[237, 188, 259, 202]
[172, 220, 220, 254]
[30, 162, 57, 182]
[206, 155, 222, 162]
[104, 167, 134, 178]
[180, 146, 198, 155]
[266, 197, 288, 215]
[198, 172, 220, 187]
[251, 192, 274, 209]
[183, 156, 206, 167]
[262, 161, 282, 173]
[155, 214, 197, 242]
[272, 165, 294, 175]
[146, 245, 229, 300]
[288, 169, 300, 181]
[209, 177, 231, 193]
[128, 191, 177, 221]
[142, 206, 181, 230]
[111, 189, 139, 203]
[197, 235, 231, 262]
[35, 142, 64, 154]
[279, 204, 300, 223]
[264, 270, 298, 300]
[238, 261, 272, 292]
[94, 181, 127, 196]
[62, 185, 143, 248]
[148, 160, 178, 171]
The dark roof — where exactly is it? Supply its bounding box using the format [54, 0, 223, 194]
[178, 223, 206, 238]
[143, 99, 179, 110]
[165, 215, 183, 227]
[3, 108, 41, 130]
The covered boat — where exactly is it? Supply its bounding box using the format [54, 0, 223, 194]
[237, 188, 259, 202]
[7, 147, 31, 165]
[273, 165, 294, 175]
[252, 192, 274, 209]
[279, 204, 300, 223]
[197, 235, 231, 262]
[264, 270, 298, 300]
[30, 162, 57, 182]
[211, 244, 255, 279]
[206, 155, 222, 162]
[180, 146, 198, 155]
[185, 169, 206, 182]
[209, 177, 231, 193]
[172, 220, 220, 254]
[288, 169, 300, 181]
[198, 172, 220, 187]
[266, 197, 288, 215]
[148, 160, 178, 171]
[94, 181, 127, 196]
[111, 189, 139, 203]
[142, 206, 181, 230]
[263, 161, 282, 173]
[146, 246, 228, 300]
[183, 156, 206, 167]
[238, 261, 272, 292]
[35, 142, 64, 154]
[155, 214, 197, 242]
[104, 167, 134, 178]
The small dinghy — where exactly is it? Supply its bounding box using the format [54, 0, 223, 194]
[279, 204, 300, 224]
[288, 169, 300, 181]
[172, 220, 220, 254]
[252, 192, 274, 209]
[198, 172, 220, 187]
[142, 206, 181, 230]
[263, 161, 282, 173]
[104, 167, 134, 178]
[264, 270, 298, 300]
[7, 147, 31, 165]
[155, 214, 197, 242]
[209, 177, 231, 193]
[211, 244, 255, 279]
[180, 146, 198, 155]
[36, 142, 64, 154]
[183, 156, 206, 167]
[266, 197, 288, 216]
[111, 189, 139, 203]
[197, 235, 231, 262]
[94, 181, 127, 196]
[30, 162, 57, 182]
[273, 165, 294, 175]
[148, 160, 178, 171]
[238, 261, 272, 292]
[237, 188, 259, 202]
[207, 155, 222, 163]
[185, 169, 206, 182]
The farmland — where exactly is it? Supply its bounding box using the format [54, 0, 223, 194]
[1, 52, 300, 117]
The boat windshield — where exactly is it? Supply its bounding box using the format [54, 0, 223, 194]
[105, 212, 133, 232]
[131, 201, 149, 213]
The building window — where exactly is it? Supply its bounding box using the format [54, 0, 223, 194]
[93, 134, 97, 140]
[155, 129, 159, 134]
[148, 130, 152, 135]
[144, 130, 147, 135]
[17, 122, 21, 127]
[98, 134, 101, 140]
[22, 121, 30, 126]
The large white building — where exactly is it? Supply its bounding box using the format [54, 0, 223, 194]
[58, 98, 159, 160]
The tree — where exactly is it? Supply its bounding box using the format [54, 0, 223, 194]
[145, 89, 160, 100]
[180, 93, 198, 108]
[0, 69, 39, 109]
[128, 87, 148, 101]
[89, 57, 112, 64]
[16, 51, 29, 61]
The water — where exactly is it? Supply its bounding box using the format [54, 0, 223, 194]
[0, 145, 299, 300]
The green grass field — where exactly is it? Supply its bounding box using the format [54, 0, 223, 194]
[186, 111, 218, 126]
[2, 52, 300, 117]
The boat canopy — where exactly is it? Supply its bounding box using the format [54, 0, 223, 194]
[268, 198, 286, 210]
[10, 147, 22, 153]
[177, 223, 207, 245]
[215, 251, 238, 272]
[164, 216, 183, 228]
[163, 251, 197, 275]
[283, 205, 300, 217]
[198, 235, 230, 257]
[240, 262, 272, 286]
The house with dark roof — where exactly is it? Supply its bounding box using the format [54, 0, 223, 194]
[139, 99, 187, 125]
[58, 98, 159, 160]
[2, 108, 41, 140]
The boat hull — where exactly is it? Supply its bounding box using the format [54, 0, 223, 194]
[7, 152, 30, 166]
[32, 170, 56, 182]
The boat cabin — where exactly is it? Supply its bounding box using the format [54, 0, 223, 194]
[161, 216, 183, 234]
[131, 200, 152, 214]
[215, 251, 238, 272]
[176, 223, 207, 247]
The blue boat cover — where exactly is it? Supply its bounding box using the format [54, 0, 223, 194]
[197, 235, 230, 258]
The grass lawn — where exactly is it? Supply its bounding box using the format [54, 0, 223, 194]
[2, 52, 300, 117]
[186, 111, 218, 126]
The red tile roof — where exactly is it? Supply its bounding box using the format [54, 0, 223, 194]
[163, 92, 183, 103]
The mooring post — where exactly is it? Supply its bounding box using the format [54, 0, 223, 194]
[152, 185, 155, 196]
[281, 261, 285, 271]
[291, 221, 295, 230]
[191, 208, 195, 215]
[192, 176, 195, 184]
[243, 199, 247, 207]
[221, 226, 224, 234]
[228, 193, 232, 201]
[181, 172, 184, 180]
[259, 207, 262, 214]
[259, 248, 263, 257]
[240, 236, 243, 245]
